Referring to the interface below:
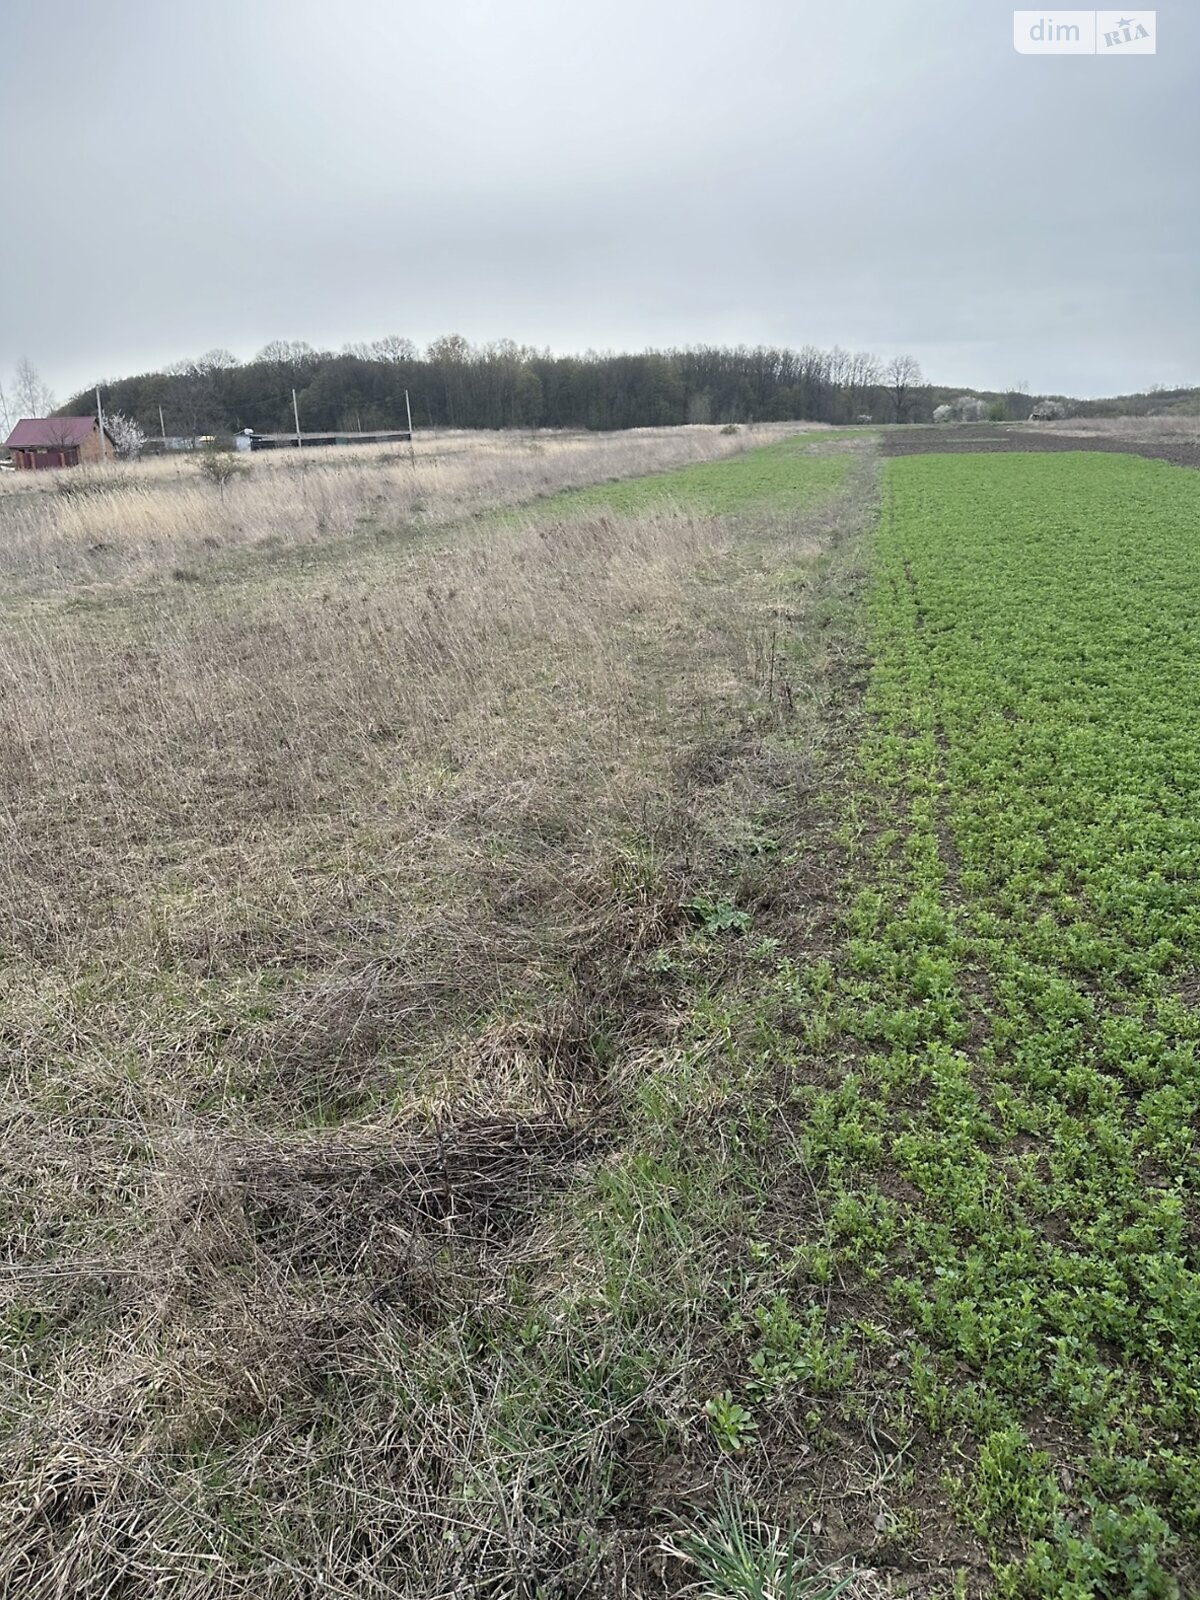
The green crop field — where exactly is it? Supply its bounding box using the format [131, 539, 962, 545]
[779, 451, 1200, 1595]
[545, 431, 849, 517]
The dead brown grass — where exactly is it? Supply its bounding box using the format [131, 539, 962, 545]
[1035, 413, 1200, 442]
[0, 423, 804, 590]
[0, 432, 885, 1597]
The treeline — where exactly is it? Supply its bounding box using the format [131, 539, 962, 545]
[64, 337, 999, 437]
[1073, 384, 1200, 419]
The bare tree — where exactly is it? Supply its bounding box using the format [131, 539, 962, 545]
[426, 334, 473, 426]
[195, 349, 240, 374]
[255, 340, 318, 372]
[845, 350, 882, 420]
[163, 359, 222, 441]
[371, 334, 417, 363]
[885, 354, 922, 422]
[426, 333, 472, 365]
[13, 357, 56, 418]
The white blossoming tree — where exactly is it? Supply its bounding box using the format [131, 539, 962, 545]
[104, 410, 147, 460]
[952, 395, 987, 421]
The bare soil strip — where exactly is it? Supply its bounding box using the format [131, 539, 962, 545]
[879, 424, 1200, 470]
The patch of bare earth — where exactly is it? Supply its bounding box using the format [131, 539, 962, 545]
[879, 422, 1200, 469]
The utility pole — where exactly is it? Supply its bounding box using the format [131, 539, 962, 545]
[293, 388, 302, 451]
[405, 388, 416, 467]
[95, 387, 107, 463]
[158, 404, 166, 443]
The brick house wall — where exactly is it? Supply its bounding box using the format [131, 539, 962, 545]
[78, 423, 112, 463]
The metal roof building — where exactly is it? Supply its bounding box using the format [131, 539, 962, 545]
[4, 416, 114, 470]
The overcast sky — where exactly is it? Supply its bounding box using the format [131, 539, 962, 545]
[1, 0, 1194, 400]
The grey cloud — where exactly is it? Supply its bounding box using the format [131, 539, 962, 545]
[1, 0, 1195, 400]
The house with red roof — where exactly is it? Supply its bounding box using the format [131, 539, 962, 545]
[4, 416, 115, 470]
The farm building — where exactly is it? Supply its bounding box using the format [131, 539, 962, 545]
[233, 427, 413, 452]
[4, 416, 114, 470]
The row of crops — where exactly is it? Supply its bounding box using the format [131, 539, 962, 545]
[794, 452, 1200, 1596]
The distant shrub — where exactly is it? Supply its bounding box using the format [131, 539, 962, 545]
[720, 423, 739, 435]
[987, 399, 1008, 422]
[197, 449, 249, 493]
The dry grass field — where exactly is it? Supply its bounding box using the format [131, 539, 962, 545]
[0, 425, 812, 591]
[0, 426, 881, 1597]
[1034, 413, 1200, 441]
